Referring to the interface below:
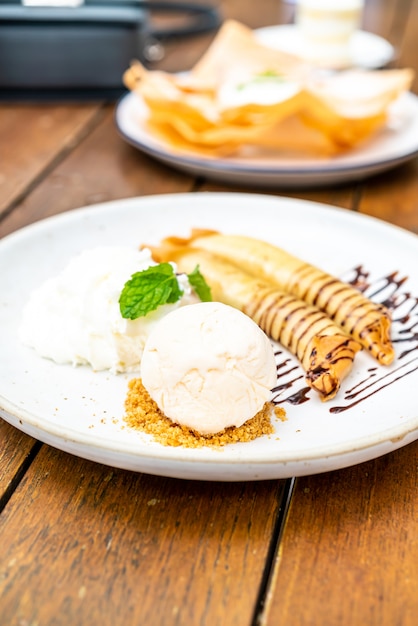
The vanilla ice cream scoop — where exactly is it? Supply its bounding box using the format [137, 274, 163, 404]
[140, 302, 277, 435]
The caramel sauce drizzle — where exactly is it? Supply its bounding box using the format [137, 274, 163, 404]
[271, 267, 418, 413]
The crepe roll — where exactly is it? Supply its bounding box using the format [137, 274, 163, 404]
[164, 231, 394, 366]
[150, 245, 361, 402]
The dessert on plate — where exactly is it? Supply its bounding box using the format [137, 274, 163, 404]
[19, 246, 198, 373]
[125, 302, 285, 447]
[123, 20, 413, 157]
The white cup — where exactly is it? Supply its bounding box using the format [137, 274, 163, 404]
[295, 0, 364, 68]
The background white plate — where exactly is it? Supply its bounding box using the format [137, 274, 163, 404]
[255, 25, 395, 70]
[115, 91, 418, 188]
[1, 193, 418, 481]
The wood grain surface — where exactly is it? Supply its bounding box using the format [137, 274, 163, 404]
[0, 422, 39, 504]
[0, 446, 288, 626]
[0, 105, 103, 217]
[266, 441, 418, 626]
[1, 1, 417, 625]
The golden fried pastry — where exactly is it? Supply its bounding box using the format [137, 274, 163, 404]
[123, 20, 414, 157]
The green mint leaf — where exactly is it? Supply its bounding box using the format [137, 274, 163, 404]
[187, 265, 212, 302]
[119, 263, 183, 320]
[237, 69, 285, 91]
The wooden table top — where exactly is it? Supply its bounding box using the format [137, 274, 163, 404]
[1, 1, 418, 624]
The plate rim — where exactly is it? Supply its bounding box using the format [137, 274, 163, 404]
[115, 91, 418, 181]
[255, 24, 396, 70]
[1, 389, 418, 467]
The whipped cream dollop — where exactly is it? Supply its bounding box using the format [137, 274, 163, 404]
[19, 246, 196, 373]
[140, 302, 278, 435]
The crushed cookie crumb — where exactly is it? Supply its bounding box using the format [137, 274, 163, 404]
[124, 378, 286, 448]
[274, 406, 288, 422]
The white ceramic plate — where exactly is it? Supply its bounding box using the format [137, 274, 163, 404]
[115, 91, 418, 188]
[1, 193, 418, 481]
[255, 25, 395, 70]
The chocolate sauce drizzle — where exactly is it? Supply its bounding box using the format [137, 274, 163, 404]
[271, 266, 418, 413]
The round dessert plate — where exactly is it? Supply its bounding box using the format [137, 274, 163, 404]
[255, 24, 395, 70]
[1, 193, 418, 481]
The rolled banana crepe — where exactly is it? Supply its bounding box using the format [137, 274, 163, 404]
[150, 244, 361, 402]
[159, 230, 394, 366]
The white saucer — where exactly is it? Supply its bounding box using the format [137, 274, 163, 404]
[255, 24, 395, 70]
